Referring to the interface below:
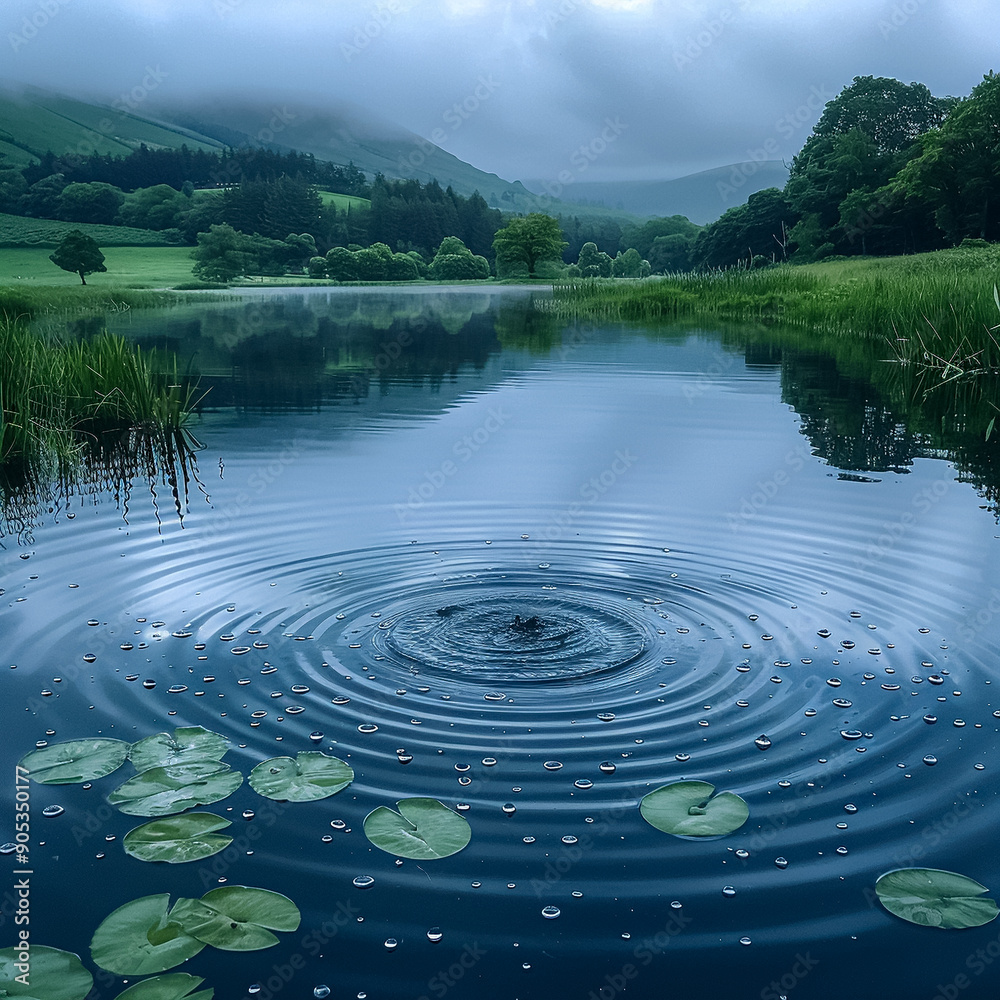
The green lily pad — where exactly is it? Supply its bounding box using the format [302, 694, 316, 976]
[108, 761, 243, 817]
[249, 752, 353, 802]
[91, 893, 205, 975]
[639, 780, 749, 837]
[123, 813, 233, 863]
[364, 797, 472, 859]
[18, 739, 130, 784]
[171, 887, 301, 951]
[875, 868, 1000, 929]
[0, 945, 93, 999]
[130, 727, 229, 772]
[113, 974, 213, 1000]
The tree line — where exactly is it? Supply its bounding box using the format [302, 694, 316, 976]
[691, 72, 1000, 269]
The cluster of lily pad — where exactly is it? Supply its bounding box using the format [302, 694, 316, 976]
[3, 727, 996, 1000]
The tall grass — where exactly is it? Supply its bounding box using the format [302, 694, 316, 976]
[0, 319, 200, 472]
[0, 286, 177, 323]
[549, 245, 1000, 376]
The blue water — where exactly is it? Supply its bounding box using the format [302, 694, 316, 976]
[2, 287, 999, 1000]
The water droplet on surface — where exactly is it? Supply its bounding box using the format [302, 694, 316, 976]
[739, 937, 752, 946]
[597, 712, 616, 722]
[754, 735, 772, 751]
[774, 857, 789, 869]
[840, 730, 863, 741]
[675, 753, 690, 762]
[42, 805, 64, 818]
[722, 886, 736, 897]
[923, 755, 938, 766]
[844, 803, 857, 814]
[574, 779, 594, 789]
[832, 698, 853, 708]
[541, 906, 561, 919]
[142, 679, 155, 689]
[309, 732, 324, 743]
[384, 937, 398, 951]
[427, 927, 443, 943]
[599, 761, 616, 774]
[482, 757, 497, 767]
[836, 846, 848, 855]
[353, 876, 375, 889]
[0, 844, 17, 855]
[543, 760, 563, 771]
[562, 835, 579, 845]
[358, 724, 378, 733]
[502, 803, 516, 815]
[484, 691, 506, 701]
[826, 678, 842, 687]
[313, 988, 331, 999]
[242, 810, 255, 820]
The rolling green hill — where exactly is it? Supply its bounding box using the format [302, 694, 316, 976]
[0, 83, 225, 167]
[0, 83, 648, 225]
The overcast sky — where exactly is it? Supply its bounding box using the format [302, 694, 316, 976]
[2, 0, 997, 184]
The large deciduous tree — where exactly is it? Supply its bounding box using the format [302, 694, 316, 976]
[891, 72, 1000, 243]
[49, 230, 107, 285]
[492, 214, 568, 278]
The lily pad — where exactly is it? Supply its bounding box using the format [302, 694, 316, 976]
[113, 974, 213, 1000]
[171, 887, 301, 951]
[0, 945, 93, 999]
[249, 752, 353, 802]
[364, 797, 472, 859]
[123, 813, 233, 864]
[639, 780, 749, 837]
[130, 727, 229, 772]
[18, 738, 130, 784]
[108, 761, 243, 817]
[875, 868, 1000, 929]
[91, 894, 205, 975]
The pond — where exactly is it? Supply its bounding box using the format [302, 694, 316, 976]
[4, 286, 999, 1000]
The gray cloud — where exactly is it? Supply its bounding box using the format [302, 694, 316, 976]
[2, 0, 997, 183]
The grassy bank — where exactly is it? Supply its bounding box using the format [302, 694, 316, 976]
[549, 244, 1000, 375]
[0, 246, 198, 288]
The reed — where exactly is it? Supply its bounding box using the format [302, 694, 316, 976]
[0, 319, 199, 471]
[549, 245, 1000, 379]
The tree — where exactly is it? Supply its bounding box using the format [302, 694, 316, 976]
[191, 223, 254, 282]
[492, 214, 568, 278]
[577, 241, 612, 277]
[784, 76, 949, 255]
[691, 188, 796, 269]
[891, 72, 1000, 242]
[612, 247, 645, 278]
[118, 184, 189, 230]
[428, 236, 490, 280]
[56, 182, 124, 225]
[49, 230, 107, 285]
[648, 234, 692, 273]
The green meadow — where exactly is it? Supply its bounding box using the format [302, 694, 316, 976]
[319, 190, 372, 212]
[0, 246, 197, 289]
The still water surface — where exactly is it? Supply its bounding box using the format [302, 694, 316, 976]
[4, 287, 999, 999]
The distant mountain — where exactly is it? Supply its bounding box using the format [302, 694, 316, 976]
[523, 162, 791, 225]
[159, 98, 546, 212]
[0, 82, 784, 226]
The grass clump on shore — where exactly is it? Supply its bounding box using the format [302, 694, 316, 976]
[548, 244, 1000, 377]
[0, 319, 198, 471]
